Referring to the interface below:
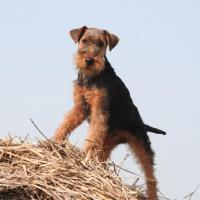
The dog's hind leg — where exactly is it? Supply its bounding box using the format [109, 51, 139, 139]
[124, 131, 157, 200]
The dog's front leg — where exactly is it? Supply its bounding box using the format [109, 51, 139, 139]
[54, 84, 86, 142]
[84, 109, 108, 162]
[83, 89, 109, 162]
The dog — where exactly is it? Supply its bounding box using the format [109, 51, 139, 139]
[54, 26, 166, 200]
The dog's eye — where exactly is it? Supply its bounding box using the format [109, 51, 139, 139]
[98, 41, 104, 47]
[82, 39, 88, 44]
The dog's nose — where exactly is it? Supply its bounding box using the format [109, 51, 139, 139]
[85, 58, 94, 66]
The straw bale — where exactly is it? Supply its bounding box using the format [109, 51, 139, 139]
[0, 137, 145, 200]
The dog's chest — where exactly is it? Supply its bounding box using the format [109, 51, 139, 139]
[83, 87, 106, 104]
[82, 88, 95, 104]
[81, 87, 107, 115]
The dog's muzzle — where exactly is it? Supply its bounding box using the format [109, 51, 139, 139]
[85, 58, 94, 66]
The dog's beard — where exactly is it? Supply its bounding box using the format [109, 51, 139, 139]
[74, 53, 105, 76]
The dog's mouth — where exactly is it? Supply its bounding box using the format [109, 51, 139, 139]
[75, 54, 105, 76]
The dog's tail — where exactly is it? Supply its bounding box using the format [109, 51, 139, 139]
[144, 124, 166, 135]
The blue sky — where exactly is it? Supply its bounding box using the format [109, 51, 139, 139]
[0, 0, 200, 199]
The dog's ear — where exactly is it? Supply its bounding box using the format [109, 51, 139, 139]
[70, 26, 88, 43]
[104, 30, 119, 51]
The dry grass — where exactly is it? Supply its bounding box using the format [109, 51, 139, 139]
[0, 137, 145, 200]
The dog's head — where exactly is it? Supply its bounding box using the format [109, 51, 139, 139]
[70, 26, 119, 76]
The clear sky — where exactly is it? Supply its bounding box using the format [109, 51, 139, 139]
[0, 0, 200, 199]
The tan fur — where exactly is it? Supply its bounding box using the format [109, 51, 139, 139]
[117, 131, 157, 200]
[75, 52, 105, 76]
[95, 130, 157, 200]
[54, 84, 86, 142]
[83, 88, 109, 161]
[75, 28, 107, 76]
